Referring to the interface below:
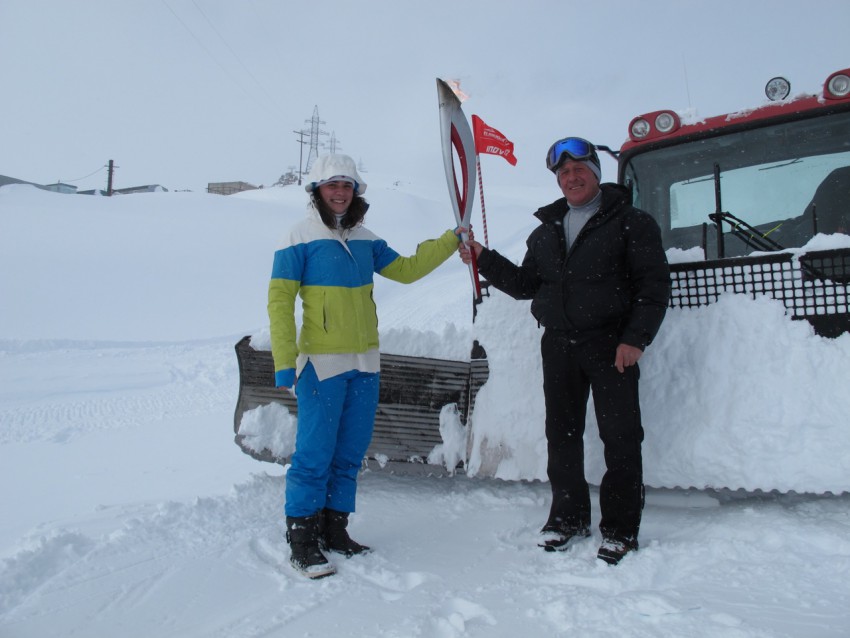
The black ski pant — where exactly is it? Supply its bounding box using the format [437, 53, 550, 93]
[541, 329, 645, 545]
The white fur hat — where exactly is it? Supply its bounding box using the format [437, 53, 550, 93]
[305, 154, 367, 195]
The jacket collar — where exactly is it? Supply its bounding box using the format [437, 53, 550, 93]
[307, 203, 350, 242]
[534, 183, 632, 224]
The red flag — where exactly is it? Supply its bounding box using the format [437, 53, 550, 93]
[472, 115, 517, 166]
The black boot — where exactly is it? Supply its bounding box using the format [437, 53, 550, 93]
[319, 509, 371, 557]
[286, 514, 336, 579]
[597, 536, 639, 565]
[538, 523, 591, 552]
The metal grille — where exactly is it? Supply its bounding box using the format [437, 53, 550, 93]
[670, 247, 850, 330]
[798, 248, 850, 316]
[670, 253, 796, 309]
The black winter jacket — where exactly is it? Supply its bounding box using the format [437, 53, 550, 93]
[477, 183, 671, 350]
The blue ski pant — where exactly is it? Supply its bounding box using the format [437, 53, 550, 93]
[284, 362, 380, 518]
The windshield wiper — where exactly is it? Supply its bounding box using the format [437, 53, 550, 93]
[708, 210, 786, 253]
[760, 158, 802, 171]
[708, 162, 785, 255]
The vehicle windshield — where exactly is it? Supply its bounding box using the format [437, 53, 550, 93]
[622, 110, 850, 257]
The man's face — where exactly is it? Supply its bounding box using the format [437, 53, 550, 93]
[557, 160, 600, 207]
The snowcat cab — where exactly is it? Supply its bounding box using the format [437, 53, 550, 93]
[617, 68, 850, 337]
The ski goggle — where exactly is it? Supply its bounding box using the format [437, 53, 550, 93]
[545, 137, 598, 172]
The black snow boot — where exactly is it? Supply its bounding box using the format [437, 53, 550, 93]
[597, 537, 639, 565]
[538, 523, 591, 552]
[319, 508, 371, 557]
[286, 514, 336, 579]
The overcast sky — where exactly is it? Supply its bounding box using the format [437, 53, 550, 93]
[3, 0, 850, 194]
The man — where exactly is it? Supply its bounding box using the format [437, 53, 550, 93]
[458, 137, 670, 564]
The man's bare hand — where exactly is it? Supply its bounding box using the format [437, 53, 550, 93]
[457, 228, 484, 264]
[614, 343, 643, 373]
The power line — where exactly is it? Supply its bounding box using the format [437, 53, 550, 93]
[63, 165, 107, 183]
[160, 0, 274, 115]
[189, 0, 280, 112]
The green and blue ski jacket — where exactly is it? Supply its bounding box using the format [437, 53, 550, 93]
[268, 208, 460, 387]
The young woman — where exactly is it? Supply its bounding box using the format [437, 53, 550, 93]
[268, 154, 462, 578]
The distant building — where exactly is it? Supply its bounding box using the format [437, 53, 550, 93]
[1, 176, 79, 194]
[77, 184, 167, 195]
[0, 174, 41, 189]
[2, 174, 169, 196]
[207, 181, 259, 195]
[114, 184, 168, 195]
[43, 182, 79, 194]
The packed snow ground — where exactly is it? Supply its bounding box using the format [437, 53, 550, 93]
[1, 182, 850, 638]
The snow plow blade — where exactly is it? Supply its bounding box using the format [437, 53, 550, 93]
[233, 337, 488, 474]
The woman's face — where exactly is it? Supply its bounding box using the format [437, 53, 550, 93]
[317, 180, 354, 215]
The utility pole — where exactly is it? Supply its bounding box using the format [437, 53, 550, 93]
[293, 130, 309, 185]
[106, 159, 116, 196]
